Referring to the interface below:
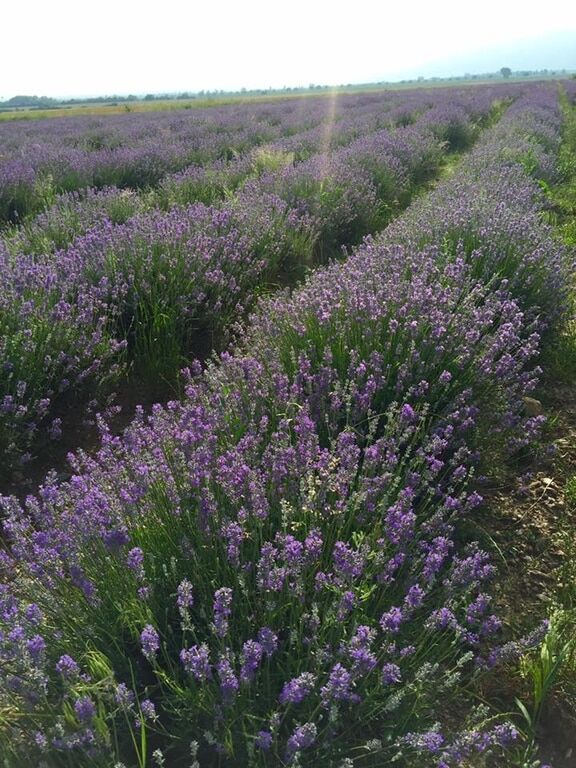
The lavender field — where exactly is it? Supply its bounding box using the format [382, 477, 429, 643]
[0, 80, 574, 767]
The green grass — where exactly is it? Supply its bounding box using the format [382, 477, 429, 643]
[538, 90, 576, 383]
[544, 89, 576, 248]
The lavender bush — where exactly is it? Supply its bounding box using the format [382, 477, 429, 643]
[0, 240, 126, 469]
[5, 186, 146, 257]
[0, 83, 516, 225]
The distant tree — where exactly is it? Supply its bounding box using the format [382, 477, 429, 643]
[144, 94, 155, 101]
[500, 67, 512, 78]
[5, 94, 57, 108]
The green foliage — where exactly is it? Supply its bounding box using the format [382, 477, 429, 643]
[545, 89, 576, 247]
[0, 173, 54, 225]
[565, 474, 576, 508]
[538, 92, 576, 380]
[506, 612, 576, 768]
[155, 168, 241, 210]
[251, 146, 295, 177]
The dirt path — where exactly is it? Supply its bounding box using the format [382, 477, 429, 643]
[477, 374, 576, 767]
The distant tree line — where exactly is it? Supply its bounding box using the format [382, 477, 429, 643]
[1, 70, 574, 111]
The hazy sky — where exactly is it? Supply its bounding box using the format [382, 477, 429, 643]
[1, 0, 575, 98]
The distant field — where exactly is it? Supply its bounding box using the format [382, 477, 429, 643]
[0, 94, 305, 121]
[0, 75, 565, 121]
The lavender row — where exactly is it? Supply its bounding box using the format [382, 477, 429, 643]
[0, 83, 524, 226]
[155, 84, 510, 222]
[3, 82, 508, 257]
[380, 84, 568, 323]
[0, 89, 499, 471]
[0, 88, 436, 225]
[0, 92, 445, 254]
[0, 83, 567, 766]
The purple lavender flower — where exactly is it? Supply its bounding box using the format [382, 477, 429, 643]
[333, 541, 365, 579]
[464, 594, 491, 624]
[24, 603, 43, 624]
[114, 682, 135, 709]
[320, 663, 360, 706]
[216, 657, 239, 702]
[400, 403, 417, 422]
[337, 590, 357, 621]
[402, 729, 445, 752]
[257, 626, 279, 656]
[140, 624, 160, 662]
[304, 528, 323, 559]
[34, 731, 48, 750]
[385, 496, 416, 545]
[103, 528, 130, 551]
[140, 699, 157, 721]
[56, 654, 80, 679]
[404, 584, 426, 609]
[286, 722, 317, 758]
[74, 696, 96, 723]
[255, 730, 273, 750]
[240, 640, 264, 684]
[346, 625, 378, 674]
[180, 643, 212, 681]
[282, 534, 305, 564]
[25, 634, 46, 661]
[176, 578, 194, 610]
[492, 723, 518, 746]
[126, 547, 145, 579]
[380, 606, 404, 634]
[213, 587, 232, 638]
[279, 672, 317, 705]
[480, 615, 503, 637]
[426, 607, 458, 631]
[381, 663, 402, 684]
[422, 537, 453, 581]
[49, 418, 62, 440]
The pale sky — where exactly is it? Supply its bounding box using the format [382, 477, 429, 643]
[1, 0, 575, 98]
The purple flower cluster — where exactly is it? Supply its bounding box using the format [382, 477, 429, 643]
[140, 624, 160, 662]
[180, 643, 212, 682]
[212, 587, 232, 638]
[279, 672, 317, 705]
